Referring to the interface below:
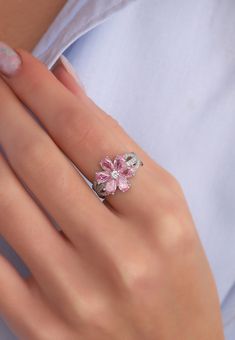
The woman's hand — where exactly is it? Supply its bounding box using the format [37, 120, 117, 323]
[0, 42, 224, 340]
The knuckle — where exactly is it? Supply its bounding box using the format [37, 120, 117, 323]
[119, 248, 159, 298]
[25, 75, 42, 94]
[156, 198, 197, 257]
[137, 182, 197, 259]
[76, 122, 99, 150]
[152, 163, 185, 197]
[159, 192, 186, 217]
[161, 170, 185, 197]
[54, 104, 81, 142]
[55, 103, 102, 151]
[126, 268, 157, 298]
[168, 175, 185, 198]
[80, 294, 114, 333]
[102, 113, 121, 130]
[13, 135, 51, 174]
[165, 223, 196, 258]
[31, 324, 73, 340]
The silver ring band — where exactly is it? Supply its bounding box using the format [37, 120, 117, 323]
[92, 152, 143, 199]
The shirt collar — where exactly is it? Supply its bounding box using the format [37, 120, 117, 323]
[32, 0, 136, 69]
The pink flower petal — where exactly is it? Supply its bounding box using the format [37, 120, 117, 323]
[118, 176, 131, 192]
[120, 167, 135, 178]
[100, 157, 114, 172]
[105, 179, 117, 195]
[95, 171, 111, 184]
[114, 155, 126, 171]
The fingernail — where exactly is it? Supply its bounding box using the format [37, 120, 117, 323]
[0, 41, 22, 77]
[59, 55, 85, 91]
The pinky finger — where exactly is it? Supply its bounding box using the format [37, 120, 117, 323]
[0, 255, 70, 340]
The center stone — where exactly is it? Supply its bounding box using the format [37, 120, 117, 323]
[111, 170, 119, 179]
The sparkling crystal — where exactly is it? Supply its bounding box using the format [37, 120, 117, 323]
[124, 152, 143, 170]
[95, 171, 111, 184]
[100, 157, 114, 171]
[94, 153, 141, 197]
[114, 155, 126, 171]
[120, 167, 135, 178]
[118, 176, 130, 192]
[105, 179, 117, 194]
[111, 170, 119, 179]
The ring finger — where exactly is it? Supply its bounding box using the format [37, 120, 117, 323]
[0, 46, 174, 217]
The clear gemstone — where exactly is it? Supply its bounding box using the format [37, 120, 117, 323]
[111, 170, 119, 179]
[124, 152, 143, 170]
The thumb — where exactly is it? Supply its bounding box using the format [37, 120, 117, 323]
[51, 55, 85, 96]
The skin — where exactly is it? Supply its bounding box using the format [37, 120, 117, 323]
[0, 2, 225, 339]
[0, 0, 67, 50]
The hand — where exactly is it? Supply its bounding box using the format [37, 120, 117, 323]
[0, 43, 224, 340]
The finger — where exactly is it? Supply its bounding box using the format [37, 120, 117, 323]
[0, 44, 173, 217]
[0, 254, 31, 327]
[52, 55, 85, 96]
[0, 256, 68, 340]
[0, 149, 78, 285]
[0, 150, 118, 325]
[0, 150, 90, 305]
[0, 64, 140, 295]
[0, 71, 115, 249]
[0, 151, 65, 270]
[24, 276, 77, 339]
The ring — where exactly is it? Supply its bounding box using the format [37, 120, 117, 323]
[92, 152, 143, 198]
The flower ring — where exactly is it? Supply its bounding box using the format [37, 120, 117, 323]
[92, 152, 143, 198]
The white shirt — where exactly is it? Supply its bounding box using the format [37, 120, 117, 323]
[0, 1, 234, 338]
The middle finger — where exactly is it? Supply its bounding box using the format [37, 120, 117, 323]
[0, 77, 115, 247]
